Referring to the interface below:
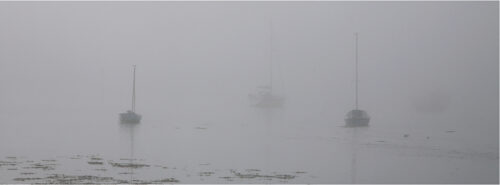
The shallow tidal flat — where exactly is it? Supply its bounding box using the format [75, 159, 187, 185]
[0, 155, 304, 183]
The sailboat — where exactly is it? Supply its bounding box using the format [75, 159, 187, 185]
[120, 65, 142, 124]
[345, 33, 370, 127]
[249, 21, 285, 108]
[249, 85, 284, 108]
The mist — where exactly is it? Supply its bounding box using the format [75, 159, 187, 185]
[0, 1, 498, 183]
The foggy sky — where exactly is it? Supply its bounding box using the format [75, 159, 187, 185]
[0, 1, 497, 183]
[1, 1, 497, 131]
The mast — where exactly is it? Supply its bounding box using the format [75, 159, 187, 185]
[355, 33, 358, 110]
[132, 65, 136, 112]
[269, 20, 273, 92]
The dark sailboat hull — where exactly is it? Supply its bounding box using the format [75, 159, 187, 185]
[120, 112, 141, 124]
[345, 109, 370, 127]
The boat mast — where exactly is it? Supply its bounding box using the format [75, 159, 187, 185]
[355, 33, 358, 110]
[132, 65, 136, 112]
[269, 20, 273, 92]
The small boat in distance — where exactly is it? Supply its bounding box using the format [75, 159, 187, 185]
[345, 33, 370, 127]
[249, 21, 285, 108]
[120, 65, 142, 124]
[249, 85, 284, 108]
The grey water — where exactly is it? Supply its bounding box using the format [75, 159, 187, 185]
[0, 1, 498, 184]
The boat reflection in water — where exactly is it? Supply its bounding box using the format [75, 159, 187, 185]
[119, 121, 138, 183]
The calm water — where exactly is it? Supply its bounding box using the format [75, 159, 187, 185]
[0, 104, 497, 183]
[0, 1, 498, 184]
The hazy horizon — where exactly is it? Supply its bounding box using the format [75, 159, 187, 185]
[0, 1, 498, 183]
